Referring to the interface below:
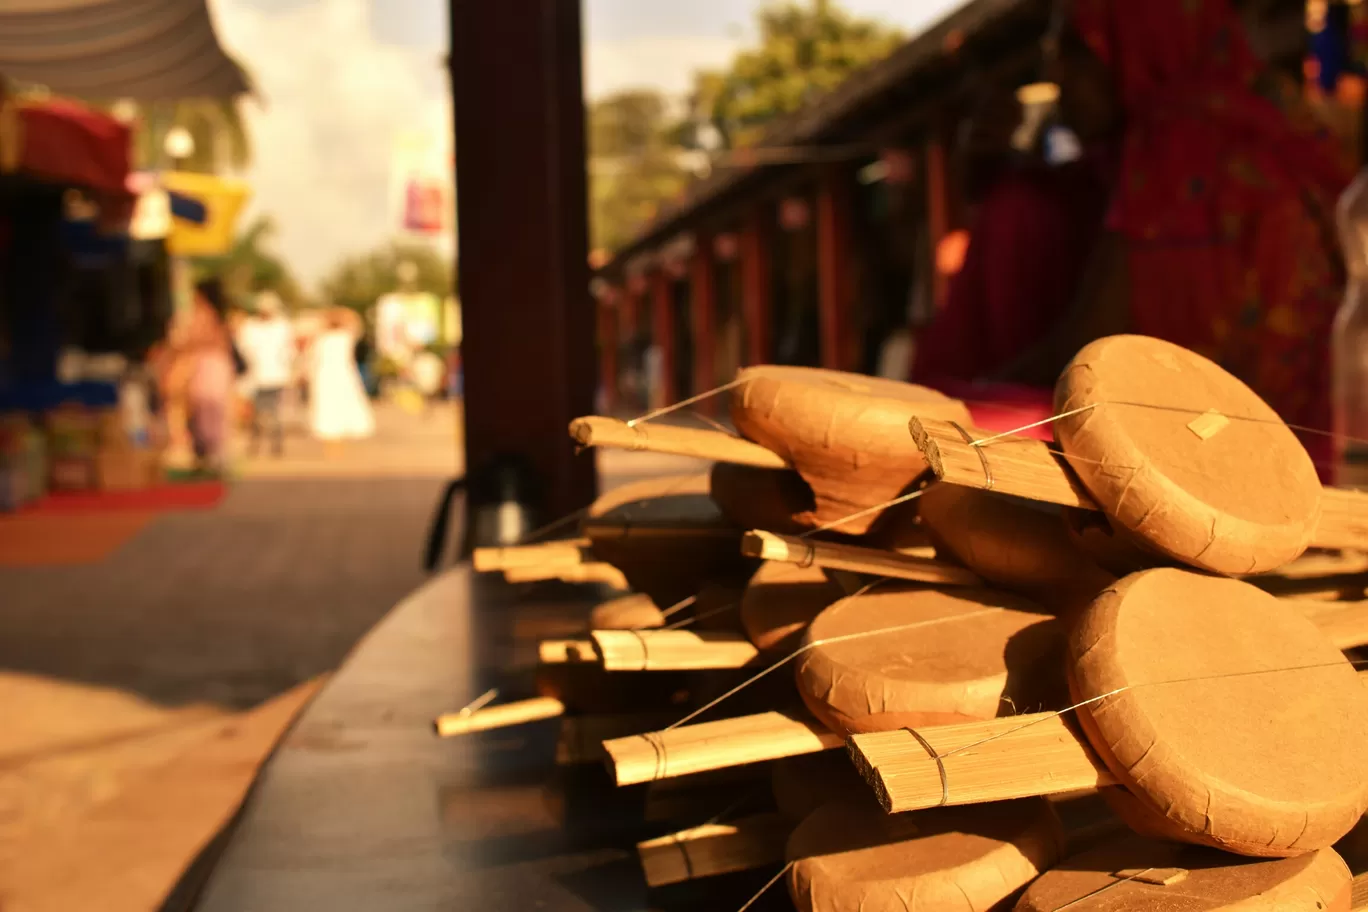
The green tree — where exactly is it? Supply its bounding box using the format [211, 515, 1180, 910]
[192, 214, 302, 310]
[317, 240, 454, 317]
[689, 0, 904, 148]
[587, 89, 693, 253]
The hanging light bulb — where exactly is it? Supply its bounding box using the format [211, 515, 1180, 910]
[163, 126, 195, 163]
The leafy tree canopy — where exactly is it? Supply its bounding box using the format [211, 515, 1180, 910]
[690, 0, 904, 149]
[317, 240, 454, 317]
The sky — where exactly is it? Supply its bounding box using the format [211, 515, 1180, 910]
[208, 0, 967, 288]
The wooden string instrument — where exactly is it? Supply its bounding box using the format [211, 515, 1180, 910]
[850, 569, 1368, 858]
[910, 335, 1368, 575]
[1014, 832, 1353, 911]
[786, 797, 1062, 912]
[602, 583, 1066, 787]
[572, 366, 973, 534]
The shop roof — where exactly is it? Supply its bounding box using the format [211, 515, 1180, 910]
[0, 0, 248, 100]
[600, 0, 1048, 276]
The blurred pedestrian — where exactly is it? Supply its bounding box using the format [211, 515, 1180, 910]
[236, 290, 296, 457]
[409, 348, 446, 417]
[184, 280, 235, 475]
[308, 308, 375, 456]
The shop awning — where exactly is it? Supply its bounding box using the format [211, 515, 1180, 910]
[0, 96, 130, 194]
[0, 0, 247, 101]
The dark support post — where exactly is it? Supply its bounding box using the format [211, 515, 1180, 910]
[926, 132, 951, 313]
[650, 269, 676, 408]
[691, 235, 717, 415]
[816, 169, 855, 372]
[740, 207, 773, 366]
[449, 0, 596, 523]
[620, 286, 640, 341]
[597, 295, 618, 414]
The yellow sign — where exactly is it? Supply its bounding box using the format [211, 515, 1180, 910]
[160, 171, 251, 257]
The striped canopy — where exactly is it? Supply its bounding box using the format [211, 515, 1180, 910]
[0, 0, 247, 100]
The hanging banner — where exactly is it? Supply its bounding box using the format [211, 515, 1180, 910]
[159, 171, 251, 257]
[389, 130, 453, 239]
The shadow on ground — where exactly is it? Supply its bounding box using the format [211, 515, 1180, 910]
[0, 476, 446, 709]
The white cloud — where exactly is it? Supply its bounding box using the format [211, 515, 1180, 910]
[209, 0, 451, 288]
[584, 35, 743, 101]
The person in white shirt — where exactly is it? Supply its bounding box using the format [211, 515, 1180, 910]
[236, 291, 297, 457]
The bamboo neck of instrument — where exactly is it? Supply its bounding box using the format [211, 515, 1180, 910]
[909, 416, 1099, 510]
[1293, 599, 1368, 651]
[538, 639, 597, 664]
[505, 562, 630, 589]
[568, 416, 788, 469]
[740, 529, 982, 587]
[1315, 487, 1368, 551]
[590, 630, 760, 671]
[1353, 871, 1368, 910]
[847, 712, 1116, 814]
[636, 812, 791, 888]
[602, 710, 843, 786]
[472, 539, 590, 572]
[433, 697, 565, 737]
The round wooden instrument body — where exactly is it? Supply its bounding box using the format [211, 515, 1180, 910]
[918, 484, 1114, 607]
[1061, 507, 1170, 577]
[585, 474, 753, 606]
[1014, 834, 1352, 911]
[1068, 569, 1368, 857]
[731, 366, 972, 535]
[740, 561, 844, 653]
[771, 751, 876, 823]
[787, 798, 1063, 912]
[586, 473, 714, 519]
[1053, 335, 1321, 574]
[708, 463, 819, 535]
[795, 586, 1063, 736]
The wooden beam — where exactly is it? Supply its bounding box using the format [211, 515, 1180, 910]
[650, 269, 676, 409]
[692, 234, 718, 415]
[620, 286, 640, 341]
[925, 129, 951, 313]
[598, 296, 618, 413]
[740, 207, 773, 366]
[450, 0, 596, 517]
[816, 169, 856, 371]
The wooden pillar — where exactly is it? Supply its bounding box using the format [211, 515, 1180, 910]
[816, 170, 855, 372]
[450, 0, 596, 518]
[597, 295, 618, 413]
[691, 234, 718, 415]
[740, 208, 773, 366]
[620, 286, 640, 341]
[650, 269, 676, 408]
[926, 132, 951, 313]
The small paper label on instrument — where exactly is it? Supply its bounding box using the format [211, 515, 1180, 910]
[1115, 867, 1188, 886]
[1186, 410, 1230, 441]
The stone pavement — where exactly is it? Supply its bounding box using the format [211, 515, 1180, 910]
[0, 397, 712, 911]
[0, 400, 463, 912]
[0, 401, 460, 710]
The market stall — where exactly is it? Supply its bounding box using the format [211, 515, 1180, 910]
[0, 95, 242, 516]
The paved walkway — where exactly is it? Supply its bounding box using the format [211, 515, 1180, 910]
[0, 401, 465, 911]
[0, 397, 720, 911]
[0, 401, 460, 709]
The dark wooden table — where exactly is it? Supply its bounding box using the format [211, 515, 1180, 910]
[184, 567, 790, 911]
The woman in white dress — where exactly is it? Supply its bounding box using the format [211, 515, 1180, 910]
[308, 308, 375, 451]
